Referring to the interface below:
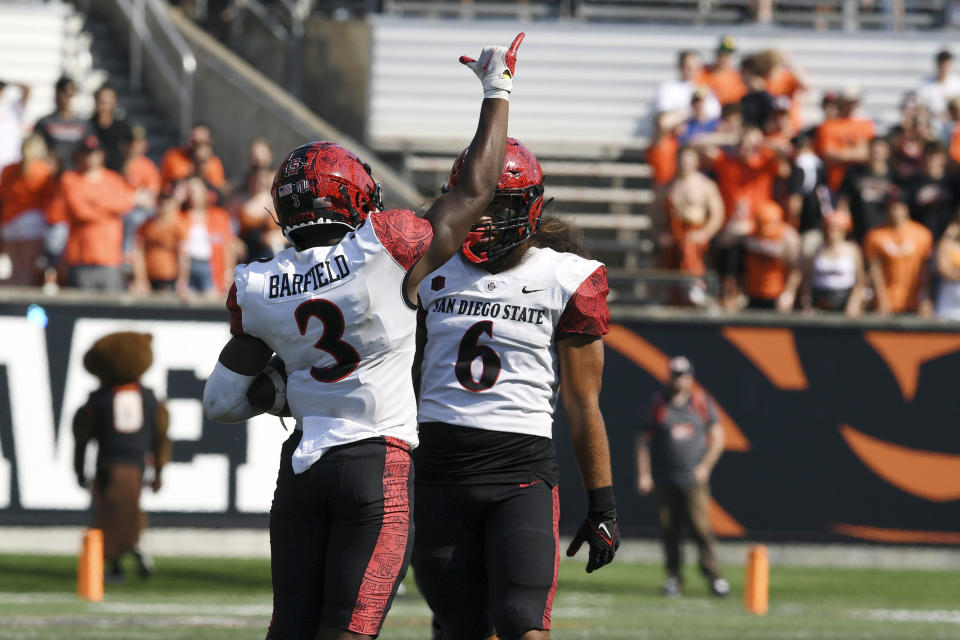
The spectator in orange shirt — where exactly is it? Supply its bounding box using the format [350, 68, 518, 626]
[177, 176, 237, 298]
[947, 97, 960, 166]
[762, 50, 808, 132]
[227, 164, 282, 263]
[698, 36, 746, 107]
[864, 189, 934, 315]
[648, 113, 683, 189]
[49, 135, 134, 290]
[741, 200, 802, 311]
[664, 147, 724, 278]
[121, 126, 162, 261]
[814, 86, 876, 191]
[131, 194, 187, 294]
[160, 123, 226, 191]
[0, 134, 56, 285]
[707, 126, 782, 222]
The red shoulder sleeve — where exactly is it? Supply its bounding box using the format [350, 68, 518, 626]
[370, 209, 434, 271]
[556, 266, 611, 337]
[226, 283, 244, 336]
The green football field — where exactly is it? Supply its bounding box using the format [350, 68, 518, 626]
[1, 553, 958, 639]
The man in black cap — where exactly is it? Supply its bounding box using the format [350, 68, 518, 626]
[637, 356, 728, 598]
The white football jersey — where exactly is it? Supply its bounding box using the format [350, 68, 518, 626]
[230, 209, 432, 474]
[417, 247, 609, 439]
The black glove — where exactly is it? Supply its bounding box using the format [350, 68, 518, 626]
[565, 486, 621, 573]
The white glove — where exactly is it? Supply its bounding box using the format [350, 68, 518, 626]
[460, 32, 524, 101]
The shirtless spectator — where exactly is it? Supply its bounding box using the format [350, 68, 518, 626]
[741, 200, 802, 312]
[801, 210, 865, 316]
[838, 137, 899, 243]
[934, 212, 960, 319]
[160, 123, 226, 190]
[90, 85, 132, 172]
[0, 79, 30, 169]
[35, 77, 92, 172]
[656, 51, 720, 123]
[907, 141, 956, 241]
[177, 176, 236, 298]
[815, 86, 876, 191]
[0, 134, 56, 285]
[47, 135, 134, 291]
[863, 189, 934, 315]
[664, 147, 725, 280]
[698, 36, 746, 107]
[121, 126, 162, 261]
[131, 194, 186, 294]
[917, 49, 960, 124]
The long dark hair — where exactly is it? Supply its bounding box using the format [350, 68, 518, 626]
[531, 215, 591, 258]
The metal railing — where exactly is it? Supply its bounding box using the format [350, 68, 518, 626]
[111, 0, 195, 140]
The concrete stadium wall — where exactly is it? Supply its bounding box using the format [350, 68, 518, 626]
[1, 293, 958, 545]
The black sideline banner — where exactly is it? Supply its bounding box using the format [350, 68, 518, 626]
[1, 299, 958, 543]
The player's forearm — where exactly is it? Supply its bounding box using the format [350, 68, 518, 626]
[567, 402, 614, 490]
[455, 98, 509, 205]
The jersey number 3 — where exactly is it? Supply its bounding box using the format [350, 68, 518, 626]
[295, 299, 361, 383]
[456, 321, 501, 391]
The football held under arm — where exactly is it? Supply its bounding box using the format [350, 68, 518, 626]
[203, 333, 274, 424]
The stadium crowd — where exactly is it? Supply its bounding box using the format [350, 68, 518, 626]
[649, 37, 960, 319]
[3, 40, 960, 320]
[0, 76, 279, 299]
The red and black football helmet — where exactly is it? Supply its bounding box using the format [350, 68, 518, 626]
[271, 141, 383, 241]
[448, 138, 545, 264]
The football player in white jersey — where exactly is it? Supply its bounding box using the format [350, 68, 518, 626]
[413, 139, 620, 640]
[201, 34, 524, 640]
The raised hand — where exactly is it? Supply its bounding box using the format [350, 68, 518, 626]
[459, 32, 525, 100]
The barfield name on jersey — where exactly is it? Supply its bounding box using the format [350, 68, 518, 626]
[265, 255, 352, 301]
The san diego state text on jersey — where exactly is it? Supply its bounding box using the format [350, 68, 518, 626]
[267, 255, 351, 300]
[429, 296, 547, 325]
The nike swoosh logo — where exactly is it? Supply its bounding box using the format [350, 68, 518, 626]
[598, 522, 611, 537]
[518, 481, 541, 488]
[521, 286, 544, 294]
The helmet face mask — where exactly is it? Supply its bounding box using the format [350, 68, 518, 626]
[461, 183, 545, 264]
[449, 138, 545, 265]
[271, 142, 383, 243]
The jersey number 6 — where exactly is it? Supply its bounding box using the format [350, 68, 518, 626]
[455, 321, 501, 391]
[295, 299, 361, 383]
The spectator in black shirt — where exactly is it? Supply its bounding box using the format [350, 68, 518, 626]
[838, 137, 900, 243]
[91, 84, 132, 172]
[788, 133, 832, 235]
[739, 55, 774, 129]
[908, 141, 957, 241]
[34, 77, 92, 172]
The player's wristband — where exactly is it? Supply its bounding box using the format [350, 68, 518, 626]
[587, 486, 618, 519]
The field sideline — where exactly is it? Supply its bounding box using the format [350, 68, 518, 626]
[1, 554, 959, 639]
